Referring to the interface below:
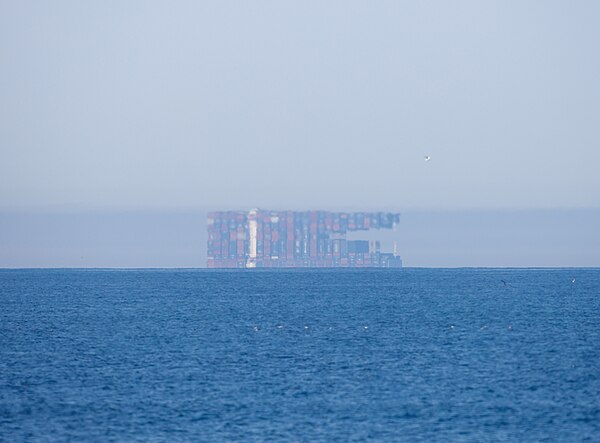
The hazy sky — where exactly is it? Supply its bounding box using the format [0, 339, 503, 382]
[1, 209, 599, 268]
[2, 2, 599, 267]
[2, 1, 599, 212]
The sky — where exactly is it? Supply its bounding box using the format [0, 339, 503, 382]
[1, 209, 599, 268]
[1, 1, 599, 266]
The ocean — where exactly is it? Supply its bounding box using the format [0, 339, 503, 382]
[1, 268, 599, 442]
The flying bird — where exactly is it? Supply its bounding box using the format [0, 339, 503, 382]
[424, 155, 431, 162]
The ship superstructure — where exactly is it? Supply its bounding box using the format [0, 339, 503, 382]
[207, 209, 402, 268]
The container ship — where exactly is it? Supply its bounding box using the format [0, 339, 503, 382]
[207, 209, 402, 268]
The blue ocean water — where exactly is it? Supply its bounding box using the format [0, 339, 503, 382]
[1, 269, 599, 442]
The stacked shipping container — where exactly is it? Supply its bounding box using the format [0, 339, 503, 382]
[207, 210, 402, 268]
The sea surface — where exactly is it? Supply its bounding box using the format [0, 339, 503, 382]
[1, 268, 599, 442]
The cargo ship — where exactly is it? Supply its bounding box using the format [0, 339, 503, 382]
[207, 209, 402, 268]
